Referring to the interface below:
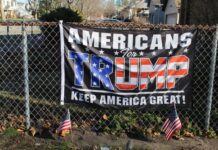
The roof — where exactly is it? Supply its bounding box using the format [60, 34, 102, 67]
[147, 0, 168, 10]
[148, 0, 163, 6]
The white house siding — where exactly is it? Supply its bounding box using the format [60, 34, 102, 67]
[166, 13, 177, 24]
[3, 0, 17, 18]
[164, 0, 179, 24]
[3, 0, 16, 10]
[149, 0, 156, 14]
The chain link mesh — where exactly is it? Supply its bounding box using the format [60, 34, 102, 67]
[0, 24, 25, 128]
[0, 21, 217, 135]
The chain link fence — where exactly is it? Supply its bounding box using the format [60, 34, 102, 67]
[0, 21, 217, 136]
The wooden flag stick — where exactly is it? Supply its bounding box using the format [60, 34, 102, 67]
[67, 108, 74, 143]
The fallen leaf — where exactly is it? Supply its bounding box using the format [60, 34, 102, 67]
[2, 126, 6, 131]
[17, 128, 25, 134]
[79, 120, 89, 128]
[18, 115, 25, 124]
[153, 132, 160, 137]
[102, 114, 108, 120]
[35, 143, 41, 146]
[183, 130, 194, 138]
[29, 127, 37, 136]
[173, 135, 180, 140]
[60, 129, 71, 137]
[42, 121, 51, 129]
[179, 137, 185, 141]
[72, 122, 78, 129]
[17, 124, 25, 134]
[0, 126, 6, 133]
[144, 128, 153, 136]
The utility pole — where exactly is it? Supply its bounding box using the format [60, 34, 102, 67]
[0, 0, 5, 21]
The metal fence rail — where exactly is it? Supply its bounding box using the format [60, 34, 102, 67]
[0, 21, 217, 136]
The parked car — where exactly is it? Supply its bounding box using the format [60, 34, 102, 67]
[96, 18, 121, 23]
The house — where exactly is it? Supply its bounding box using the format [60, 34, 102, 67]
[16, 2, 33, 19]
[148, 0, 184, 25]
[0, 0, 32, 19]
[148, 0, 167, 24]
[164, 0, 181, 24]
[117, 0, 149, 23]
[3, 0, 17, 19]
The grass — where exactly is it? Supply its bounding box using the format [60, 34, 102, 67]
[0, 128, 114, 150]
[0, 90, 103, 128]
[0, 18, 36, 22]
[0, 127, 74, 150]
[3, 127, 18, 137]
[0, 90, 216, 137]
[55, 141, 72, 150]
[0, 90, 89, 113]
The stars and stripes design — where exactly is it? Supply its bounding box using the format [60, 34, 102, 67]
[115, 58, 139, 90]
[91, 56, 114, 90]
[167, 56, 189, 89]
[68, 52, 89, 86]
[162, 104, 182, 140]
[140, 58, 167, 90]
[57, 109, 71, 134]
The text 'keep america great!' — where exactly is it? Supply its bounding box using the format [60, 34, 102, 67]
[60, 23, 197, 109]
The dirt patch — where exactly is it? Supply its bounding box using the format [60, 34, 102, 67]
[0, 129, 217, 150]
[70, 129, 218, 150]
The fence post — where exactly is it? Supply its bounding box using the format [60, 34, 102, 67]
[7, 22, 9, 35]
[59, 20, 65, 105]
[205, 25, 218, 131]
[22, 22, 31, 129]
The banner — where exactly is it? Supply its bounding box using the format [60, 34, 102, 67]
[60, 23, 197, 109]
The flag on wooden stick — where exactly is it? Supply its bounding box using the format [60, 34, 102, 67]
[162, 104, 182, 140]
[57, 109, 71, 135]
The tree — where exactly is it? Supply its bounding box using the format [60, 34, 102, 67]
[35, 7, 82, 77]
[26, 0, 39, 19]
[181, 0, 218, 25]
[191, 0, 218, 25]
[38, 0, 52, 15]
[0, 0, 5, 20]
[122, 0, 130, 6]
[104, 0, 117, 18]
[39, 0, 108, 20]
[39, 7, 82, 22]
[38, 0, 69, 16]
[69, 0, 104, 20]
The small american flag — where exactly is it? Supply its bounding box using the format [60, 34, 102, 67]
[57, 109, 71, 133]
[162, 104, 182, 140]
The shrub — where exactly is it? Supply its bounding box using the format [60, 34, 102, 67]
[39, 7, 82, 22]
[33, 7, 82, 71]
